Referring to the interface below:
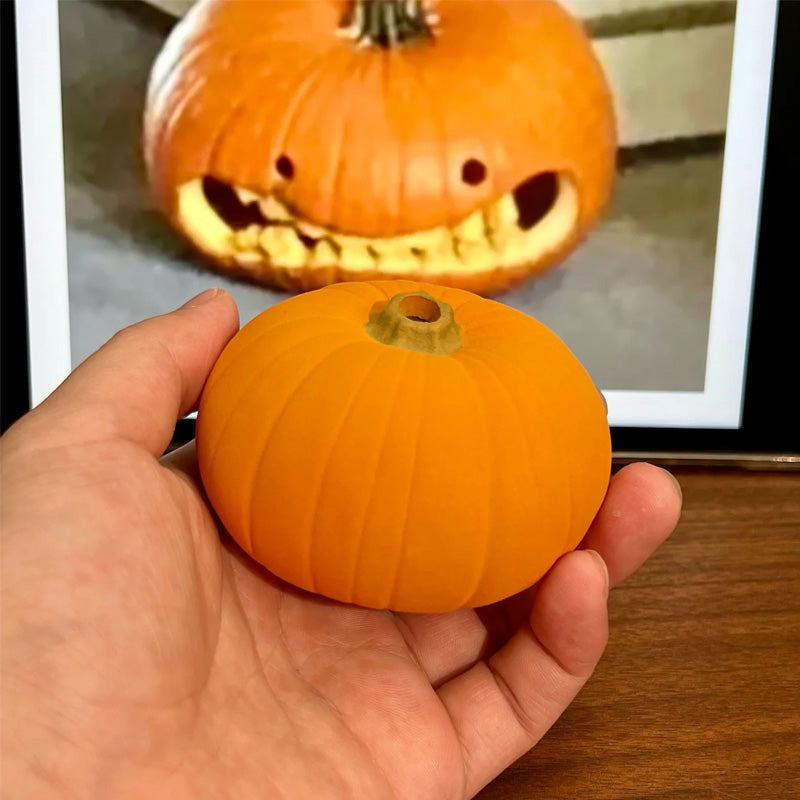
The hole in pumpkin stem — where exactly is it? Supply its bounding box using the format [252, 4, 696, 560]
[399, 295, 440, 323]
[276, 155, 294, 179]
[202, 176, 268, 229]
[514, 172, 559, 230]
[462, 159, 487, 186]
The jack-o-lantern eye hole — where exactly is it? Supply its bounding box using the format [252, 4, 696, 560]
[275, 154, 294, 180]
[461, 159, 487, 186]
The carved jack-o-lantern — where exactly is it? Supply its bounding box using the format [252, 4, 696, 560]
[144, 0, 616, 295]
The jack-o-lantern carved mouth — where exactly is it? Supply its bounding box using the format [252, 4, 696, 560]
[175, 172, 579, 278]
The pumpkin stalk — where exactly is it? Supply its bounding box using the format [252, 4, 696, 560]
[366, 292, 463, 355]
[339, 0, 434, 48]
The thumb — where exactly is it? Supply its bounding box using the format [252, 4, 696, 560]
[22, 288, 239, 456]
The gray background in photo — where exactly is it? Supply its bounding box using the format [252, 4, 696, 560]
[60, 0, 723, 391]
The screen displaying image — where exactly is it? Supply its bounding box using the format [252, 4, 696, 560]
[17, 0, 779, 429]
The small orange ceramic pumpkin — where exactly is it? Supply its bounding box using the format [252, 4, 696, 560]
[144, 0, 616, 295]
[196, 280, 610, 613]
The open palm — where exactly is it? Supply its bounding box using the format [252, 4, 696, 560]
[1, 290, 681, 800]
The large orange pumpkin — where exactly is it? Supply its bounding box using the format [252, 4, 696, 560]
[144, 0, 616, 295]
[196, 280, 611, 613]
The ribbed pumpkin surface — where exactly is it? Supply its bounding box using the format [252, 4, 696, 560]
[196, 280, 610, 612]
[143, 0, 616, 293]
[145, 0, 615, 235]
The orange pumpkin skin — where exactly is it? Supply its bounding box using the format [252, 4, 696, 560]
[144, 0, 616, 295]
[196, 280, 611, 613]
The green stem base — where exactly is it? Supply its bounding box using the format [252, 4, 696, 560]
[340, 0, 433, 48]
[366, 292, 463, 356]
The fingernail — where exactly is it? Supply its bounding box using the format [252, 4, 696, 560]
[662, 468, 683, 501]
[180, 287, 221, 309]
[585, 549, 610, 597]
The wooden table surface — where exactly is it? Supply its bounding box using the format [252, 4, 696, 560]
[477, 466, 800, 800]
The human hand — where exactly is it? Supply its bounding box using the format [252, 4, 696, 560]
[0, 288, 682, 800]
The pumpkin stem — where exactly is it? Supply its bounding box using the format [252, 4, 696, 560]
[339, 0, 434, 48]
[365, 292, 463, 355]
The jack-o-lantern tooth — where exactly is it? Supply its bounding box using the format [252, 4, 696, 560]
[482, 201, 498, 239]
[367, 239, 422, 274]
[496, 193, 520, 231]
[234, 186, 262, 206]
[484, 194, 520, 256]
[336, 235, 379, 271]
[259, 195, 293, 222]
[233, 249, 264, 267]
[259, 225, 308, 267]
[393, 226, 455, 260]
[258, 226, 280, 257]
[282, 229, 311, 268]
[500, 221, 540, 268]
[296, 218, 328, 240]
[453, 208, 488, 243]
[455, 236, 498, 273]
[308, 238, 340, 267]
[235, 224, 261, 251]
[481, 208, 500, 250]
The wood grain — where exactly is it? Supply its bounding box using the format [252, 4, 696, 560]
[477, 468, 800, 800]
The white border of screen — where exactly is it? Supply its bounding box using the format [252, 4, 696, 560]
[15, 0, 780, 429]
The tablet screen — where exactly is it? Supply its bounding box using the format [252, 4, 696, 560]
[14, 0, 781, 435]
